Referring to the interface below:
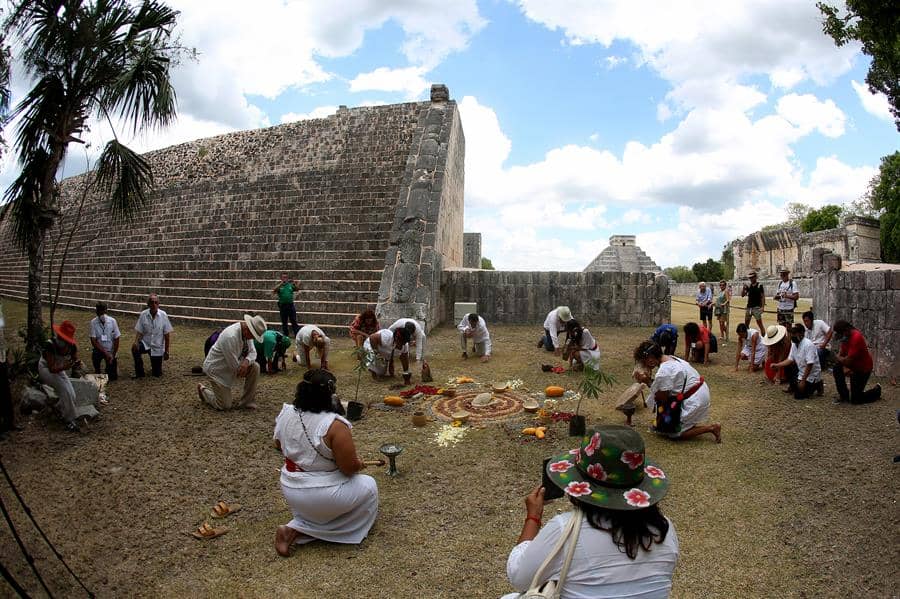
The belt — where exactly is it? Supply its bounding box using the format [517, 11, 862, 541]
[284, 458, 304, 472]
[679, 377, 705, 401]
[590, 344, 598, 351]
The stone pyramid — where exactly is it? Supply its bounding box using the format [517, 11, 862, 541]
[583, 235, 661, 273]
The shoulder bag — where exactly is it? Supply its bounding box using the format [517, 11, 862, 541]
[519, 507, 583, 599]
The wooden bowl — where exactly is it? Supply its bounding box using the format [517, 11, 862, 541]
[450, 410, 471, 423]
[523, 399, 540, 412]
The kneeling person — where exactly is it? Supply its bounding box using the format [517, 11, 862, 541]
[458, 313, 491, 362]
[199, 315, 266, 410]
[295, 325, 330, 371]
[734, 323, 766, 372]
[770, 324, 823, 399]
[256, 330, 292, 374]
[364, 328, 410, 380]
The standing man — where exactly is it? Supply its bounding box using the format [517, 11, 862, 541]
[695, 282, 713, 330]
[802, 310, 833, 368]
[273, 273, 300, 336]
[538, 306, 573, 355]
[770, 324, 823, 399]
[89, 302, 121, 381]
[741, 271, 765, 331]
[132, 294, 172, 378]
[458, 313, 491, 362]
[832, 320, 881, 404]
[199, 314, 266, 410]
[774, 267, 799, 325]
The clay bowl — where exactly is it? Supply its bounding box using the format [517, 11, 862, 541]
[411, 411, 429, 427]
[451, 410, 471, 423]
[523, 399, 540, 413]
[492, 383, 509, 393]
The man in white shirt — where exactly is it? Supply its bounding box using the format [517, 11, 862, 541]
[199, 314, 266, 410]
[458, 313, 491, 361]
[802, 310, 833, 368]
[131, 294, 173, 378]
[294, 324, 330, 371]
[774, 267, 799, 325]
[388, 318, 426, 362]
[538, 306, 572, 355]
[89, 302, 121, 381]
[771, 324, 823, 399]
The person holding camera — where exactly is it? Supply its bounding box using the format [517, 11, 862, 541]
[774, 267, 799, 325]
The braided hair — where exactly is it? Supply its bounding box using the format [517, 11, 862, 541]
[294, 368, 338, 413]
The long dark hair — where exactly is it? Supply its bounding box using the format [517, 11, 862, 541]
[683, 322, 700, 342]
[294, 369, 337, 413]
[572, 498, 670, 559]
[565, 319, 584, 345]
[634, 340, 662, 363]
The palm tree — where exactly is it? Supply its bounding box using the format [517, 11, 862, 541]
[0, 0, 185, 352]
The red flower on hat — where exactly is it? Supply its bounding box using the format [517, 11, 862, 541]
[584, 432, 602, 456]
[568, 448, 581, 461]
[564, 481, 592, 497]
[549, 460, 574, 473]
[620, 451, 644, 470]
[644, 465, 665, 479]
[586, 463, 607, 481]
[624, 488, 651, 507]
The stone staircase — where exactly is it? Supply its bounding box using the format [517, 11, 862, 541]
[583, 245, 661, 273]
[0, 101, 430, 337]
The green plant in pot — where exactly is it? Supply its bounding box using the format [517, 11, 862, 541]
[347, 345, 369, 420]
[571, 363, 616, 436]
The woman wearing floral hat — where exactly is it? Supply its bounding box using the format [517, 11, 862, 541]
[37, 320, 83, 432]
[501, 426, 679, 598]
[635, 341, 722, 443]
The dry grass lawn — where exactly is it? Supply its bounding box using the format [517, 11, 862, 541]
[0, 297, 896, 598]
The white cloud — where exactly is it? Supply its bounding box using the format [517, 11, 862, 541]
[604, 55, 627, 69]
[851, 80, 893, 122]
[281, 106, 338, 123]
[349, 67, 429, 100]
[775, 94, 846, 138]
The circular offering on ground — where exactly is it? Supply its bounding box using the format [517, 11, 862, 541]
[431, 388, 528, 423]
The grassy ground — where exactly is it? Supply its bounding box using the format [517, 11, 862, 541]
[0, 297, 896, 598]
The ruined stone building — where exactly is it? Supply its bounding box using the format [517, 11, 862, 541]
[0, 86, 670, 332]
[583, 235, 661, 274]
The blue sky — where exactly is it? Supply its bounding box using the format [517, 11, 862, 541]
[2, 0, 898, 270]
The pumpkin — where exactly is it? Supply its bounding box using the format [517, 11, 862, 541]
[383, 396, 405, 407]
[522, 427, 537, 435]
[545, 386, 565, 397]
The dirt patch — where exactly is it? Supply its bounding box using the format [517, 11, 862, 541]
[0, 298, 896, 597]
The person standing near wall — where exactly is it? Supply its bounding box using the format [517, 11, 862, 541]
[273, 273, 301, 336]
[774, 268, 799, 325]
[714, 280, 731, 343]
[741, 271, 765, 331]
[695, 282, 713, 330]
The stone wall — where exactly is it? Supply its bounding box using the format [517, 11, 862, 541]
[463, 233, 482, 268]
[376, 85, 465, 329]
[811, 265, 900, 376]
[438, 270, 670, 327]
[733, 217, 881, 280]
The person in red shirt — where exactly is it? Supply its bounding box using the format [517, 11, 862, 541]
[832, 320, 881, 404]
[683, 322, 714, 364]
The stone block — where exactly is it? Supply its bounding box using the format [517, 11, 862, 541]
[891, 270, 900, 290]
[865, 270, 886, 290]
[393, 263, 418, 303]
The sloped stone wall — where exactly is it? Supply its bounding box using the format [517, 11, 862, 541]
[438, 270, 670, 327]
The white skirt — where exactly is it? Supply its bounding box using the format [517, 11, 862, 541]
[281, 475, 378, 544]
[679, 383, 711, 432]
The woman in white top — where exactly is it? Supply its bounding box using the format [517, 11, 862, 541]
[502, 426, 678, 599]
[363, 328, 410, 379]
[734, 323, 767, 372]
[563, 319, 600, 371]
[273, 369, 378, 556]
[635, 341, 722, 442]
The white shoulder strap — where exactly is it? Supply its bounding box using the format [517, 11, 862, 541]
[526, 507, 583, 596]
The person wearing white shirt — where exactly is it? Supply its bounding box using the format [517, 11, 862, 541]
[774, 268, 799, 325]
[539, 306, 573, 354]
[199, 315, 266, 410]
[801, 310, 833, 368]
[363, 328, 410, 379]
[563, 319, 600, 371]
[388, 318, 426, 362]
[89, 302, 121, 381]
[294, 325, 330, 371]
[131, 294, 173, 378]
[771, 323, 823, 400]
[458, 313, 491, 361]
[734, 323, 766, 372]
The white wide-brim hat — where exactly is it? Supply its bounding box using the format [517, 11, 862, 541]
[761, 324, 787, 346]
[244, 314, 267, 343]
[557, 306, 573, 322]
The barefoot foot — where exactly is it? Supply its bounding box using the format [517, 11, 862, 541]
[711, 423, 722, 443]
[275, 525, 298, 557]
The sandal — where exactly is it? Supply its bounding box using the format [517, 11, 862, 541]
[210, 501, 242, 518]
[191, 522, 228, 540]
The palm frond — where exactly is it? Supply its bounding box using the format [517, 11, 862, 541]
[1, 148, 55, 251]
[107, 40, 177, 131]
[129, 0, 179, 38]
[95, 139, 153, 221]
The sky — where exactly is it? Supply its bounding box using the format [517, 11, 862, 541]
[2, 0, 898, 271]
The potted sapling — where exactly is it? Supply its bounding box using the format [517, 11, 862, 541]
[571, 363, 616, 436]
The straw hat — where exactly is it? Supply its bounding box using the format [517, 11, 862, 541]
[545, 426, 669, 510]
[761, 324, 787, 346]
[243, 314, 267, 343]
[615, 382, 649, 411]
[52, 320, 77, 346]
[557, 306, 573, 322]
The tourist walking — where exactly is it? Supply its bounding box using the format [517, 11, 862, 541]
[832, 320, 881, 404]
[741, 271, 765, 331]
[458, 312, 491, 361]
[538, 306, 573, 355]
[89, 302, 120, 381]
[774, 267, 799, 325]
[273, 273, 300, 336]
[695, 282, 713, 329]
[199, 315, 266, 410]
[131, 294, 172, 378]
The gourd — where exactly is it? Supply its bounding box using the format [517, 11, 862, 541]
[383, 396, 405, 406]
[522, 427, 537, 435]
[522, 426, 547, 438]
[545, 386, 565, 397]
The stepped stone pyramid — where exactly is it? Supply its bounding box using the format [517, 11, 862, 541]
[583, 235, 661, 274]
[0, 85, 464, 336]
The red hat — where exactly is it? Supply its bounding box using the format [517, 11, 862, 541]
[53, 320, 77, 346]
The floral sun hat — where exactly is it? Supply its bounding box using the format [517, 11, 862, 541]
[545, 425, 669, 510]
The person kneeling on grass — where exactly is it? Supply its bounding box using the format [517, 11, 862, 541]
[683, 322, 715, 365]
[634, 341, 721, 442]
[458, 312, 491, 362]
[734, 323, 766, 373]
[255, 330, 291, 374]
[295, 325, 330, 371]
[273, 369, 378, 557]
[363, 328, 410, 380]
[199, 315, 266, 410]
[563, 319, 601, 371]
[831, 320, 881, 405]
[769, 324, 824, 400]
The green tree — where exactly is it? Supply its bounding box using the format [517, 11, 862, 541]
[801, 204, 843, 232]
[721, 245, 735, 280]
[0, 0, 186, 351]
[691, 258, 724, 283]
[761, 202, 811, 231]
[866, 151, 900, 262]
[480, 256, 495, 270]
[663, 266, 697, 283]
[818, 0, 900, 131]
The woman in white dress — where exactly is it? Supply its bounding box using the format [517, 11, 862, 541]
[634, 341, 721, 442]
[273, 369, 378, 556]
[563, 319, 601, 371]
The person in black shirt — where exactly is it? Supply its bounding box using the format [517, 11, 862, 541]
[741, 271, 765, 332]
